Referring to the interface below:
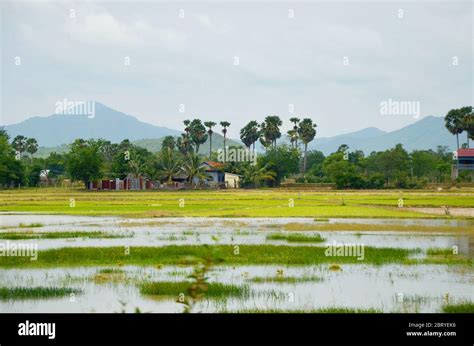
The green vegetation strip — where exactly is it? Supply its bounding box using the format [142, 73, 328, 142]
[222, 307, 381, 313]
[266, 233, 325, 243]
[442, 302, 474, 313]
[140, 281, 249, 298]
[0, 231, 132, 240]
[0, 245, 439, 268]
[2, 189, 473, 218]
[248, 275, 323, 283]
[0, 287, 80, 300]
[281, 222, 474, 234]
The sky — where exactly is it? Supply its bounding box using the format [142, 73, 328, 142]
[0, 0, 472, 139]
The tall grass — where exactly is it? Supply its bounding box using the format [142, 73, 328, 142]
[0, 245, 422, 268]
[139, 281, 250, 298]
[266, 233, 325, 243]
[0, 287, 80, 300]
[0, 231, 132, 240]
[442, 301, 474, 313]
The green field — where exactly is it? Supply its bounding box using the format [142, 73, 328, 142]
[1, 188, 473, 218]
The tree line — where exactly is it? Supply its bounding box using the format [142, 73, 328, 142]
[0, 106, 472, 189]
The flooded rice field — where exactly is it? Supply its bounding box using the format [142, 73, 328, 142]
[0, 214, 473, 313]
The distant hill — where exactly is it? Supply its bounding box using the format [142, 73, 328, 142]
[5, 102, 458, 157]
[308, 116, 457, 155]
[4, 102, 181, 147]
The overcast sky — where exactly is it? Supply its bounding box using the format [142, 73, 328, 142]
[0, 0, 472, 139]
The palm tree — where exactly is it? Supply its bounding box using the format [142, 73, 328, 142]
[12, 135, 27, 159]
[240, 164, 276, 188]
[128, 151, 147, 188]
[289, 117, 300, 147]
[204, 121, 217, 157]
[287, 129, 298, 149]
[445, 109, 464, 149]
[298, 118, 317, 177]
[261, 116, 282, 148]
[161, 136, 176, 151]
[156, 147, 181, 183]
[189, 119, 208, 154]
[240, 121, 260, 152]
[182, 153, 207, 185]
[26, 138, 38, 162]
[220, 121, 230, 162]
[459, 106, 473, 148]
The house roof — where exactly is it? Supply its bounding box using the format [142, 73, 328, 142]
[201, 161, 224, 170]
[457, 148, 474, 157]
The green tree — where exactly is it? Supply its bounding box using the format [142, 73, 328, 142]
[66, 139, 103, 188]
[220, 121, 231, 162]
[240, 120, 260, 151]
[259, 145, 300, 186]
[177, 133, 193, 155]
[12, 135, 27, 159]
[25, 138, 38, 161]
[412, 150, 438, 180]
[204, 121, 217, 157]
[156, 147, 181, 183]
[297, 118, 317, 177]
[260, 116, 282, 149]
[0, 130, 23, 186]
[183, 153, 207, 184]
[459, 106, 473, 147]
[189, 119, 208, 154]
[239, 164, 276, 188]
[289, 117, 300, 148]
[161, 136, 176, 151]
[306, 150, 325, 177]
[445, 108, 465, 149]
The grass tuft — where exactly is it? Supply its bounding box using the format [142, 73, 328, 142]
[442, 301, 474, 313]
[139, 281, 250, 298]
[0, 287, 80, 300]
[266, 233, 325, 243]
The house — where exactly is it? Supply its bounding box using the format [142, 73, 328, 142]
[224, 172, 240, 189]
[452, 148, 474, 179]
[88, 176, 156, 190]
[39, 170, 50, 186]
[191, 161, 240, 188]
[195, 161, 225, 186]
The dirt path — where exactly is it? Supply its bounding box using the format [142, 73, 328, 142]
[406, 207, 474, 218]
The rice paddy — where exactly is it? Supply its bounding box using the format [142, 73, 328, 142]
[0, 188, 473, 313]
[1, 188, 474, 218]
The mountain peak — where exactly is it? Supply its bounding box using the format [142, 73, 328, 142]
[5, 102, 180, 147]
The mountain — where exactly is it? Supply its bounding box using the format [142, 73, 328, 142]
[4, 102, 181, 147]
[308, 116, 457, 155]
[5, 102, 458, 157]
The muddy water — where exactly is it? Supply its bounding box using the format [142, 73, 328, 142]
[0, 264, 472, 313]
[0, 215, 472, 313]
[0, 215, 472, 253]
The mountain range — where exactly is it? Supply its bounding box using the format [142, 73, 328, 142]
[3, 102, 458, 157]
[309, 116, 457, 154]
